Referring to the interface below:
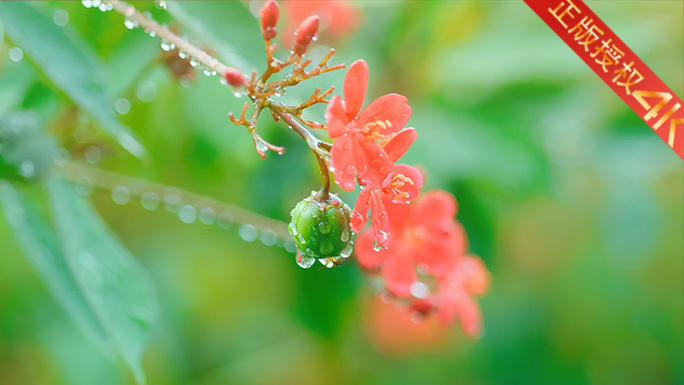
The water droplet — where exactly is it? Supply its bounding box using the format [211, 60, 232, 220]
[155, 0, 167, 10]
[312, 35, 318, 42]
[340, 243, 353, 258]
[115, 98, 131, 115]
[160, 40, 172, 51]
[340, 229, 351, 242]
[81, 0, 93, 8]
[141, 191, 159, 210]
[136, 81, 157, 103]
[189, 58, 199, 67]
[296, 233, 306, 245]
[53, 9, 69, 26]
[319, 239, 333, 255]
[238, 224, 258, 242]
[8, 47, 23, 63]
[178, 51, 188, 59]
[217, 212, 234, 228]
[372, 240, 383, 252]
[410, 312, 423, 324]
[84, 146, 101, 164]
[54, 149, 70, 166]
[97, 2, 109, 12]
[124, 18, 138, 29]
[111, 186, 130, 205]
[345, 165, 354, 175]
[163, 191, 181, 213]
[75, 177, 93, 195]
[199, 207, 216, 225]
[318, 222, 331, 234]
[255, 141, 268, 154]
[296, 251, 315, 269]
[233, 90, 246, 98]
[410, 281, 430, 299]
[284, 238, 297, 253]
[289, 208, 295, 217]
[147, 29, 157, 38]
[380, 292, 392, 303]
[304, 248, 316, 259]
[273, 87, 286, 97]
[178, 205, 197, 224]
[260, 230, 276, 246]
[19, 161, 34, 178]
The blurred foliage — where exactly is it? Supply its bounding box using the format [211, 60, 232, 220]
[0, 1, 682, 385]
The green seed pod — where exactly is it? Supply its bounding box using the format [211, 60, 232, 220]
[288, 191, 354, 268]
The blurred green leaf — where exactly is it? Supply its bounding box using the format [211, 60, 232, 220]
[0, 181, 107, 345]
[47, 177, 157, 384]
[166, 1, 262, 72]
[0, 112, 58, 181]
[0, 2, 146, 158]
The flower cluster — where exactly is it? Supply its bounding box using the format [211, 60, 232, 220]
[355, 191, 490, 337]
[325, 60, 423, 247]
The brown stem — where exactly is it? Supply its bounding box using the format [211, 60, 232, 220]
[103, 0, 231, 76]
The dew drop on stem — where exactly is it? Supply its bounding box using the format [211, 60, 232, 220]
[140, 191, 159, 210]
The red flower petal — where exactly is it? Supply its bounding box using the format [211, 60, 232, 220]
[343, 60, 368, 120]
[454, 255, 490, 296]
[382, 254, 416, 298]
[325, 95, 348, 138]
[353, 140, 394, 187]
[357, 93, 411, 137]
[410, 190, 457, 225]
[351, 188, 371, 233]
[414, 221, 465, 277]
[330, 135, 356, 191]
[383, 128, 417, 163]
[370, 192, 390, 247]
[382, 164, 423, 204]
[354, 230, 387, 270]
[455, 294, 483, 338]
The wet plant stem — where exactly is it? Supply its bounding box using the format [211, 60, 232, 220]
[103, 0, 231, 76]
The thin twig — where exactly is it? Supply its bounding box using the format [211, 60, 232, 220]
[58, 162, 291, 240]
[103, 0, 231, 76]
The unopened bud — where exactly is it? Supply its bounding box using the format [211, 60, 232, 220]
[292, 15, 319, 56]
[259, 0, 279, 40]
[222, 68, 246, 87]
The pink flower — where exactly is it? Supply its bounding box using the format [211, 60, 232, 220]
[282, 0, 360, 44]
[325, 60, 413, 191]
[355, 191, 466, 297]
[435, 255, 490, 338]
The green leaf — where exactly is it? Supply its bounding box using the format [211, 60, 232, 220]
[47, 177, 157, 384]
[166, 1, 262, 72]
[0, 181, 107, 345]
[0, 2, 146, 159]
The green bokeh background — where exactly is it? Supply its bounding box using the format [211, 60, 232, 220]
[0, 1, 682, 384]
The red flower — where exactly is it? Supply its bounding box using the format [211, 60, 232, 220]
[282, 0, 360, 44]
[325, 59, 413, 191]
[355, 190, 466, 297]
[435, 255, 490, 338]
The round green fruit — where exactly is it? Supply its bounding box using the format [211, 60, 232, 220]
[288, 192, 353, 261]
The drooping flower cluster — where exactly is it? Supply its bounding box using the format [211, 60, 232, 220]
[325, 60, 423, 247]
[355, 191, 490, 337]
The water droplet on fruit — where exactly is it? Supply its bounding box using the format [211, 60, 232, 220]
[340, 243, 353, 258]
[296, 251, 316, 269]
[340, 229, 351, 242]
[318, 221, 331, 234]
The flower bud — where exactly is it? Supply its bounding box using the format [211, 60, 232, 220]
[288, 191, 354, 268]
[222, 67, 246, 87]
[292, 15, 319, 56]
[259, 0, 279, 40]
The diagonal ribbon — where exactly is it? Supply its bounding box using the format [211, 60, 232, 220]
[524, 0, 684, 161]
